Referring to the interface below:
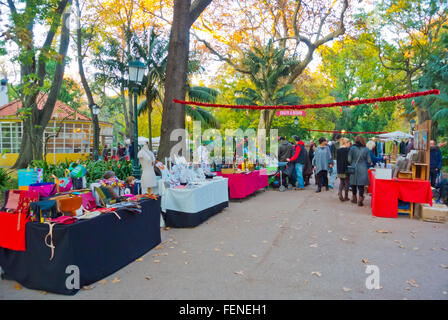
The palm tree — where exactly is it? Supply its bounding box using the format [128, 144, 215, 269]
[236, 40, 301, 133]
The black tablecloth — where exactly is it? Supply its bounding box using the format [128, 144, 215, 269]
[0, 198, 161, 295]
[162, 201, 228, 228]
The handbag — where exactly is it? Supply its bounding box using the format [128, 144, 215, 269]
[58, 196, 83, 217]
[29, 182, 57, 198]
[29, 200, 59, 223]
[80, 192, 97, 210]
[347, 150, 363, 175]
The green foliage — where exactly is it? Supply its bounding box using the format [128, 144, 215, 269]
[30, 159, 133, 185]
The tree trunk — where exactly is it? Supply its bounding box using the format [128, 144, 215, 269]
[157, 0, 192, 161]
[13, 2, 71, 168]
[157, 0, 212, 161]
[147, 105, 153, 150]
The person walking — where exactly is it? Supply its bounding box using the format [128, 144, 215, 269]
[430, 140, 443, 187]
[312, 137, 333, 193]
[329, 134, 342, 189]
[102, 144, 110, 161]
[336, 138, 351, 201]
[348, 135, 372, 207]
[287, 135, 307, 190]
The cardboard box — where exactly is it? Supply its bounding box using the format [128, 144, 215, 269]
[421, 203, 447, 223]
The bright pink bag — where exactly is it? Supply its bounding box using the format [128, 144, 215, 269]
[29, 183, 57, 198]
[80, 192, 97, 210]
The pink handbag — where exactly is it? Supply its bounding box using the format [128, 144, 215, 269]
[80, 192, 97, 210]
[29, 183, 57, 198]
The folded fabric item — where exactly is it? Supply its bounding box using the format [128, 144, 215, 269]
[49, 215, 78, 224]
[29, 200, 59, 223]
[2, 190, 21, 212]
[29, 183, 57, 198]
[0, 211, 30, 251]
[50, 194, 71, 212]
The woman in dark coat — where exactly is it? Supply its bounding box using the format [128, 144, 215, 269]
[336, 137, 351, 202]
[348, 135, 372, 207]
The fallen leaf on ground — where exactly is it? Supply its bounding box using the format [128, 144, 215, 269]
[341, 237, 350, 241]
[398, 245, 405, 249]
[310, 243, 318, 248]
[362, 259, 369, 264]
[145, 276, 152, 281]
[152, 253, 160, 258]
[169, 246, 175, 249]
[376, 229, 392, 234]
[342, 287, 352, 292]
[440, 264, 448, 269]
[441, 248, 448, 251]
[214, 248, 221, 252]
[406, 278, 419, 288]
[99, 279, 107, 285]
[161, 253, 168, 256]
[413, 247, 419, 251]
[327, 230, 332, 233]
[14, 283, 22, 290]
[311, 235, 319, 239]
[112, 277, 120, 284]
[155, 245, 164, 250]
[184, 261, 189, 265]
[82, 285, 95, 290]
[311, 271, 322, 277]
[394, 240, 402, 243]
[39, 291, 47, 295]
[262, 240, 268, 243]
[234, 271, 244, 276]
[251, 254, 258, 258]
[430, 248, 436, 251]
[135, 258, 144, 262]
[182, 251, 187, 254]
[153, 260, 160, 263]
[227, 253, 234, 257]
[164, 227, 171, 230]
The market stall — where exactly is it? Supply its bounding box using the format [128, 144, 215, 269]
[370, 174, 432, 218]
[0, 198, 161, 295]
[216, 170, 269, 199]
[159, 177, 229, 228]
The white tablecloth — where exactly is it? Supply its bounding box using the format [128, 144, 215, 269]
[159, 177, 229, 213]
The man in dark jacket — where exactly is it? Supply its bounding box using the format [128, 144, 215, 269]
[287, 135, 307, 190]
[430, 140, 443, 187]
[278, 136, 293, 162]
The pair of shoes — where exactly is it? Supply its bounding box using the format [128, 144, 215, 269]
[351, 195, 357, 204]
[338, 192, 345, 201]
[316, 189, 321, 193]
[344, 191, 350, 201]
[358, 196, 364, 207]
[325, 186, 329, 191]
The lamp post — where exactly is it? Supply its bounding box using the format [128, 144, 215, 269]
[129, 60, 146, 179]
[410, 118, 416, 134]
[92, 104, 100, 161]
[294, 116, 299, 126]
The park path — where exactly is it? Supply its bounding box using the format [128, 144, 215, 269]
[1, 184, 448, 300]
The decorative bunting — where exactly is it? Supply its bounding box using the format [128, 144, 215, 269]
[307, 129, 388, 134]
[173, 89, 439, 111]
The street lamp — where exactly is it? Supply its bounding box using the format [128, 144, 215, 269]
[91, 104, 100, 161]
[410, 118, 416, 133]
[294, 116, 299, 126]
[129, 60, 146, 179]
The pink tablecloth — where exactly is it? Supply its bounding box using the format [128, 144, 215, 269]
[216, 170, 268, 199]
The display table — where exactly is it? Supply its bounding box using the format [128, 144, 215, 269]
[0, 199, 161, 295]
[159, 178, 229, 228]
[371, 175, 433, 218]
[216, 170, 269, 199]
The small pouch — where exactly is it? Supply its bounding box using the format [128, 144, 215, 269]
[29, 183, 57, 198]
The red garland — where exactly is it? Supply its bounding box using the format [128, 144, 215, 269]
[307, 129, 388, 134]
[173, 89, 439, 110]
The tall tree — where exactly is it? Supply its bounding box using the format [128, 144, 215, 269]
[157, 0, 213, 161]
[4, 0, 72, 168]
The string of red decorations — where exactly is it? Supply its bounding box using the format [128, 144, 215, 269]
[173, 89, 439, 110]
[307, 129, 388, 134]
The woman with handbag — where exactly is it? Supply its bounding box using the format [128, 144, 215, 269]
[347, 135, 372, 207]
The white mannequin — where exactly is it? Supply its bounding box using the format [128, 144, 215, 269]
[138, 143, 158, 194]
